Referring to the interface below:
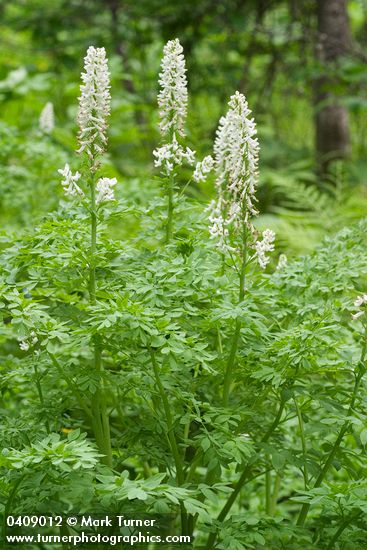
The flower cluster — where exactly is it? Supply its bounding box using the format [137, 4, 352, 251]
[276, 253, 288, 271]
[352, 294, 367, 321]
[213, 91, 259, 224]
[207, 197, 229, 251]
[255, 229, 275, 269]
[58, 164, 84, 197]
[96, 177, 117, 204]
[205, 91, 274, 265]
[19, 331, 38, 352]
[206, 92, 259, 250]
[157, 39, 188, 137]
[77, 46, 111, 166]
[153, 39, 195, 178]
[204, 92, 275, 266]
[39, 102, 54, 134]
[193, 155, 214, 183]
[153, 134, 195, 174]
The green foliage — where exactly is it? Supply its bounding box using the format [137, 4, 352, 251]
[1, 2, 367, 549]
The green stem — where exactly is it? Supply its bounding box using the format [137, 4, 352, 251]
[2, 475, 26, 545]
[297, 327, 367, 526]
[270, 473, 282, 516]
[294, 397, 308, 489]
[185, 449, 203, 483]
[326, 511, 362, 550]
[49, 353, 92, 417]
[149, 348, 187, 534]
[89, 174, 112, 468]
[165, 173, 174, 243]
[265, 456, 272, 515]
[205, 397, 285, 549]
[33, 364, 50, 433]
[222, 226, 247, 406]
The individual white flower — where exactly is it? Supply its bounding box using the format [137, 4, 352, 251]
[39, 102, 55, 134]
[193, 155, 214, 182]
[255, 229, 275, 269]
[96, 177, 117, 204]
[354, 295, 367, 307]
[77, 46, 111, 164]
[157, 38, 188, 137]
[19, 340, 30, 351]
[352, 311, 364, 321]
[352, 294, 367, 321]
[58, 163, 84, 197]
[153, 134, 195, 174]
[30, 331, 38, 345]
[276, 254, 288, 271]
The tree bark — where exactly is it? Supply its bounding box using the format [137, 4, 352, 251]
[315, 0, 351, 176]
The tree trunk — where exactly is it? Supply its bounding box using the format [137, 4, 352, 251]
[315, 0, 351, 176]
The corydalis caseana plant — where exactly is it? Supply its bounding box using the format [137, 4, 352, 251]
[39, 102, 54, 134]
[59, 47, 117, 205]
[198, 91, 275, 268]
[198, 92, 276, 407]
[77, 46, 111, 169]
[56, 46, 114, 467]
[153, 39, 195, 242]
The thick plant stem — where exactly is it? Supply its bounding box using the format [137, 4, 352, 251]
[294, 397, 308, 489]
[149, 348, 188, 534]
[270, 473, 282, 516]
[33, 364, 50, 433]
[49, 353, 92, 417]
[89, 174, 112, 467]
[326, 511, 362, 550]
[165, 173, 174, 243]
[205, 398, 285, 549]
[222, 225, 247, 406]
[265, 457, 272, 515]
[3, 475, 25, 542]
[297, 330, 367, 526]
[222, 320, 241, 406]
[296, 382, 360, 526]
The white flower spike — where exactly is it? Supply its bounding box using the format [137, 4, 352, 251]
[207, 91, 273, 260]
[214, 91, 259, 219]
[158, 38, 188, 137]
[77, 46, 111, 166]
[39, 102, 55, 134]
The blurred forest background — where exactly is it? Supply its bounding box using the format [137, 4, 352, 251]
[1, 0, 367, 255]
